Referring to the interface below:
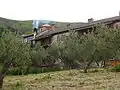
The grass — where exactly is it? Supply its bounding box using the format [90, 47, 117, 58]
[2, 68, 120, 90]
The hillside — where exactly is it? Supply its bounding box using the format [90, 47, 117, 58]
[0, 17, 86, 34]
[3, 69, 120, 90]
[0, 17, 32, 34]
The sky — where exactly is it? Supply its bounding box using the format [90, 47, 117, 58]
[0, 0, 120, 22]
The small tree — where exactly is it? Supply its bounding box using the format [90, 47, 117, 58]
[0, 30, 31, 88]
[30, 43, 49, 66]
[54, 25, 115, 72]
[50, 31, 100, 71]
[94, 25, 120, 67]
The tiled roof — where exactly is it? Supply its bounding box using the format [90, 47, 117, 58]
[41, 24, 51, 27]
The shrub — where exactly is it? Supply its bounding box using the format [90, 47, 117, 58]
[111, 64, 120, 72]
[8, 67, 26, 75]
[0, 30, 31, 88]
[0, 65, 2, 72]
[7, 67, 61, 75]
[28, 67, 61, 74]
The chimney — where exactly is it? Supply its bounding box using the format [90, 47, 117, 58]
[66, 24, 71, 29]
[88, 18, 94, 23]
[51, 24, 55, 30]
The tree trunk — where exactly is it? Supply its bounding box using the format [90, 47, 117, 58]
[95, 61, 99, 67]
[0, 73, 4, 89]
[84, 66, 88, 73]
[0, 63, 10, 89]
[84, 60, 93, 73]
[102, 60, 106, 68]
[0, 72, 7, 89]
[24, 65, 31, 75]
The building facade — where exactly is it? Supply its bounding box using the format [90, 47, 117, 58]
[23, 13, 120, 48]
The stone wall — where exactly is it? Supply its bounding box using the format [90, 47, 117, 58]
[51, 32, 70, 44]
[113, 22, 120, 29]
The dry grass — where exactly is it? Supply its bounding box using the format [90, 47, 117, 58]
[2, 69, 120, 90]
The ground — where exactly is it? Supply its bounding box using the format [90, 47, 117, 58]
[3, 69, 120, 90]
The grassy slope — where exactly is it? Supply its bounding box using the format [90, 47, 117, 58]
[3, 69, 120, 90]
[0, 17, 86, 34]
[0, 17, 32, 34]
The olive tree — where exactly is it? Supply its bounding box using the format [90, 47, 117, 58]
[30, 43, 49, 66]
[53, 25, 115, 72]
[93, 25, 120, 67]
[44, 25, 120, 72]
[64, 32, 100, 72]
[0, 30, 31, 88]
[48, 31, 100, 71]
[24, 42, 50, 74]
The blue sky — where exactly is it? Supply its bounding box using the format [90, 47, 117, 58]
[0, 0, 120, 22]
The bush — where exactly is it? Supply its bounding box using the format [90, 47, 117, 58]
[111, 64, 120, 72]
[28, 67, 61, 74]
[7, 67, 61, 75]
[0, 65, 2, 72]
[8, 67, 25, 75]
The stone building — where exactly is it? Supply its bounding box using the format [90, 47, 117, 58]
[32, 14, 120, 48]
[23, 13, 120, 48]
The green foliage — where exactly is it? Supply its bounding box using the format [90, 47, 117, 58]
[30, 43, 49, 64]
[28, 67, 61, 74]
[7, 67, 61, 75]
[12, 21, 32, 34]
[50, 31, 100, 69]
[0, 65, 2, 72]
[0, 30, 32, 88]
[111, 64, 120, 72]
[0, 17, 32, 34]
[48, 24, 120, 72]
[8, 67, 28, 75]
[0, 30, 31, 67]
